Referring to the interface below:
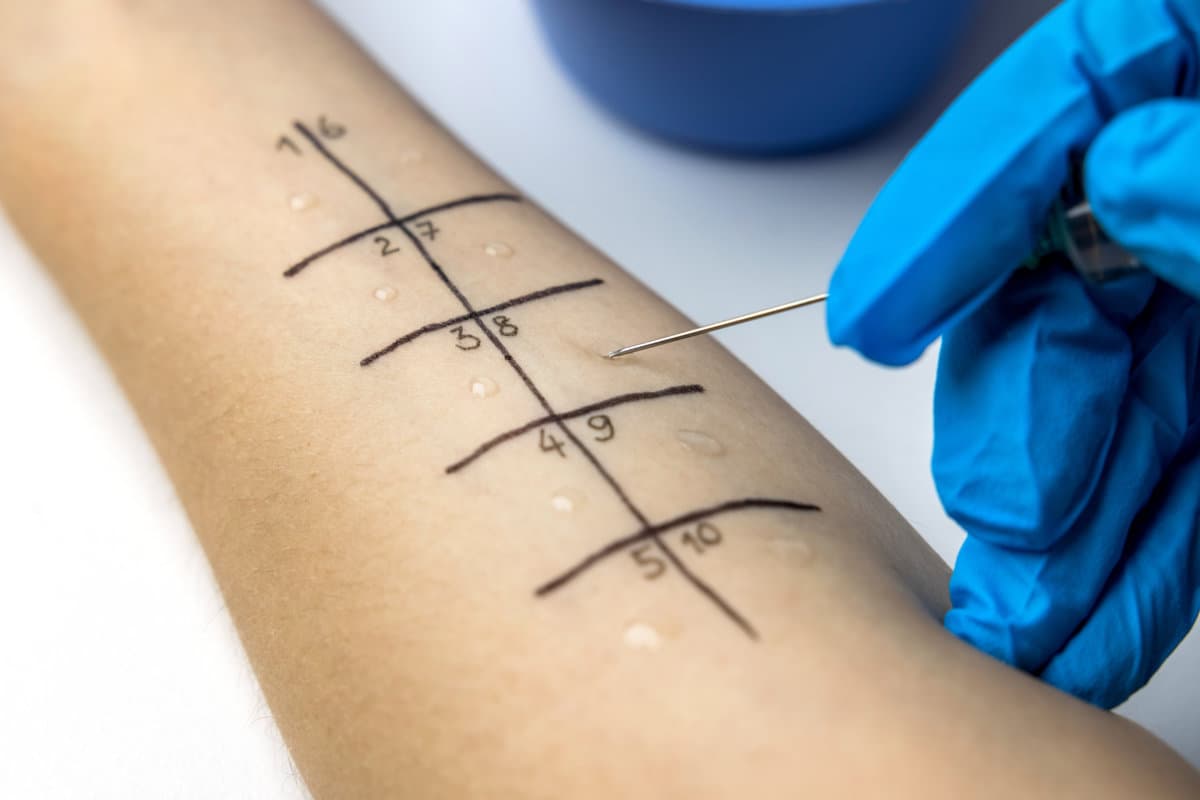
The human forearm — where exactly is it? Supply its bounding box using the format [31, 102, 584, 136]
[2, 2, 1198, 798]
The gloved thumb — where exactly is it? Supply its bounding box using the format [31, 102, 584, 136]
[1087, 98, 1200, 297]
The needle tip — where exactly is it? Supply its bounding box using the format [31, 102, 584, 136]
[603, 349, 622, 360]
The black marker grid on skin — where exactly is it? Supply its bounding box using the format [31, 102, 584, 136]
[283, 118, 821, 639]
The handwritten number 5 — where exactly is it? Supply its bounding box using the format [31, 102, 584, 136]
[631, 546, 666, 580]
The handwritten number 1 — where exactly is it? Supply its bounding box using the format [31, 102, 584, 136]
[276, 136, 301, 155]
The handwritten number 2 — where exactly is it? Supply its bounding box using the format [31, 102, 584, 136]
[374, 236, 399, 257]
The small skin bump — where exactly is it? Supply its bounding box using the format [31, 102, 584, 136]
[622, 622, 662, 651]
[550, 487, 585, 514]
[469, 377, 499, 398]
[288, 192, 318, 211]
[675, 429, 725, 457]
[767, 535, 816, 566]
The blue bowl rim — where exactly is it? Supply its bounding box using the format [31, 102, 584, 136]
[637, 0, 908, 14]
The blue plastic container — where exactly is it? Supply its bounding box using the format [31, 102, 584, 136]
[530, 0, 978, 154]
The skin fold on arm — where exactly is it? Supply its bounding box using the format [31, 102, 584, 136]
[1, 2, 1197, 798]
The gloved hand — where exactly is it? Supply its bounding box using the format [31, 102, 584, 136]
[827, 0, 1200, 709]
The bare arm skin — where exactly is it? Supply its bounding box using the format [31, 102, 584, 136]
[1, 2, 1196, 797]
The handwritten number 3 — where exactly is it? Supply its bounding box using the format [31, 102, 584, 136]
[450, 326, 481, 350]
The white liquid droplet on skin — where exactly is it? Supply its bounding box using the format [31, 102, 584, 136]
[768, 536, 815, 566]
[373, 286, 397, 302]
[550, 487, 585, 514]
[623, 622, 662, 651]
[289, 192, 318, 212]
[675, 430, 725, 457]
[470, 377, 499, 398]
[484, 242, 514, 258]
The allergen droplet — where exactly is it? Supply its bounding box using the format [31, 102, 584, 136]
[675, 429, 725, 457]
[470, 376, 499, 398]
[289, 192, 318, 212]
[373, 286, 397, 302]
[550, 487, 585, 514]
[623, 622, 662, 651]
[768, 536, 815, 566]
[484, 242, 514, 258]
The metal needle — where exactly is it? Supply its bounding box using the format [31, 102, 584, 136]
[605, 293, 829, 359]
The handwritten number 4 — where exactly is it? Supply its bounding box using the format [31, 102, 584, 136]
[539, 428, 567, 458]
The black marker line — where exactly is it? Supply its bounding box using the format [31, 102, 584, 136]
[294, 122, 395, 219]
[361, 278, 605, 367]
[297, 123, 759, 638]
[535, 498, 822, 597]
[390, 207, 757, 637]
[283, 193, 523, 278]
[445, 384, 704, 474]
[285, 221, 395, 277]
[401, 193, 522, 223]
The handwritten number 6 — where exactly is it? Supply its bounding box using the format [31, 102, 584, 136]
[318, 115, 346, 139]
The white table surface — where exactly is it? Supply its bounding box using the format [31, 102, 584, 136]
[1, 2, 1195, 797]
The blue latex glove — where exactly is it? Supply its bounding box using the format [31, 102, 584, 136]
[827, 0, 1200, 708]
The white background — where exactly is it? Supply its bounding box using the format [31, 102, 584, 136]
[1, 2, 1195, 797]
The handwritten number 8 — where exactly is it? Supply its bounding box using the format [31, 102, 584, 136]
[492, 315, 518, 337]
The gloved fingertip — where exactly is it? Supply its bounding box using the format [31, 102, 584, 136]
[1086, 99, 1200, 297]
[825, 280, 925, 368]
[944, 607, 1020, 666]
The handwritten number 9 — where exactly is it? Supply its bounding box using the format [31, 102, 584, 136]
[587, 415, 614, 442]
